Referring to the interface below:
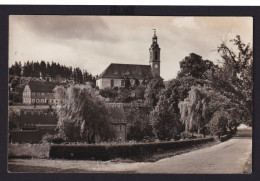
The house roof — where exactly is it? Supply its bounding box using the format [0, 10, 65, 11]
[28, 80, 66, 93]
[97, 63, 159, 79]
[106, 104, 127, 123]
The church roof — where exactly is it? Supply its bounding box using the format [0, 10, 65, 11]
[97, 63, 159, 79]
[28, 80, 66, 93]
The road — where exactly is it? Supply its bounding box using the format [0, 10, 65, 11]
[136, 126, 252, 173]
[8, 126, 252, 173]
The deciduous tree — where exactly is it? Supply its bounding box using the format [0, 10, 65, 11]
[54, 85, 114, 143]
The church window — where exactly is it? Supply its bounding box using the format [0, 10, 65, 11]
[111, 79, 114, 87]
[121, 80, 125, 86]
[32, 99, 35, 103]
[32, 92, 35, 96]
[41, 99, 44, 103]
[155, 51, 158, 60]
[36, 99, 39, 103]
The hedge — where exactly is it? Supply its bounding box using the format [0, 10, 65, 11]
[49, 137, 214, 160]
[220, 134, 232, 142]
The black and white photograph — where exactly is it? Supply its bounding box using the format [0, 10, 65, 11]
[7, 15, 253, 174]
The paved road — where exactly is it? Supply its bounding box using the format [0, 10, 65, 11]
[136, 127, 252, 174]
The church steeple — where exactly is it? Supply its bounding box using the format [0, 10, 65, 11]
[149, 29, 161, 77]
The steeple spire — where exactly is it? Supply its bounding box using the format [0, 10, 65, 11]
[153, 28, 156, 36]
[149, 29, 161, 77]
[152, 28, 158, 43]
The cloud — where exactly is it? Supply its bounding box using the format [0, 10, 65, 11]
[10, 15, 121, 42]
[9, 16, 253, 80]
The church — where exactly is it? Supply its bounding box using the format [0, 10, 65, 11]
[96, 31, 162, 89]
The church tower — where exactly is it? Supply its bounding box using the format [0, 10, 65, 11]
[149, 29, 161, 77]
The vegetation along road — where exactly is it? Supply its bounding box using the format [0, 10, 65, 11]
[8, 126, 252, 173]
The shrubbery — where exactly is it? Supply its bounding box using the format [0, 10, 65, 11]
[49, 137, 214, 160]
[41, 133, 66, 144]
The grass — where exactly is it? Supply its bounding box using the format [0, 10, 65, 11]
[243, 153, 252, 174]
[8, 143, 50, 159]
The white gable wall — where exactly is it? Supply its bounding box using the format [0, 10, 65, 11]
[97, 78, 144, 89]
[23, 85, 31, 104]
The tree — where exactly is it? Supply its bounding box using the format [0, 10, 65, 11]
[8, 109, 20, 131]
[207, 110, 228, 138]
[178, 85, 238, 136]
[124, 77, 131, 89]
[99, 87, 118, 99]
[150, 90, 181, 141]
[134, 85, 146, 100]
[144, 78, 165, 107]
[9, 61, 22, 77]
[178, 86, 212, 136]
[134, 79, 140, 87]
[178, 53, 215, 79]
[54, 85, 114, 143]
[10, 78, 20, 91]
[115, 88, 132, 103]
[216, 35, 253, 125]
[126, 105, 154, 141]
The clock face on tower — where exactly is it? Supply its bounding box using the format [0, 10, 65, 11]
[154, 64, 158, 69]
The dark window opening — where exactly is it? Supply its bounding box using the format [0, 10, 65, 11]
[111, 79, 114, 87]
[155, 51, 158, 60]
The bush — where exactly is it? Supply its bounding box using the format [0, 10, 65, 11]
[41, 133, 65, 144]
[49, 137, 214, 160]
[180, 132, 197, 139]
[220, 134, 232, 142]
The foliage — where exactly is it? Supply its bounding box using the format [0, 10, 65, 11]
[144, 78, 165, 107]
[178, 85, 239, 135]
[215, 35, 253, 125]
[99, 87, 118, 99]
[11, 78, 20, 90]
[49, 138, 214, 160]
[8, 109, 20, 131]
[9, 62, 22, 77]
[134, 85, 146, 100]
[207, 110, 228, 138]
[115, 88, 133, 103]
[54, 85, 115, 143]
[126, 105, 154, 141]
[178, 53, 215, 79]
[150, 90, 181, 141]
[178, 86, 209, 134]
[9, 92, 22, 103]
[41, 133, 66, 144]
[9, 60, 96, 84]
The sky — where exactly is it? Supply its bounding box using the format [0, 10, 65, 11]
[9, 16, 253, 80]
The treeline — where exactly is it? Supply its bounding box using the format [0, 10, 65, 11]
[9, 61, 96, 84]
[127, 35, 252, 141]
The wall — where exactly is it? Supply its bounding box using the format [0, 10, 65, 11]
[31, 92, 57, 105]
[9, 128, 55, 143]
[22, 85, 31, 104]
[97, 78, 145, 89]
[20, 109, 58, 130]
